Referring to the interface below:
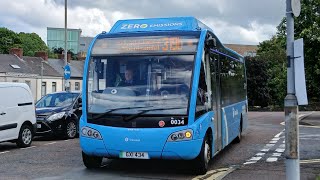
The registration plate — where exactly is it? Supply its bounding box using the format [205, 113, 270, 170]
[120, 151, 149, 159]
[37, 124, 41, 128]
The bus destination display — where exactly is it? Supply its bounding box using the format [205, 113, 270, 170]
[92, 36, 199, 55]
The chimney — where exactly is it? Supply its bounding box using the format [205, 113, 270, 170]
[35, 51, 48, 61]
[58, 52, 71, 62]
[10, 48, 23, 58]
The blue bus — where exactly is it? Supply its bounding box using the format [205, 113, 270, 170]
[80, 17, 248, 174]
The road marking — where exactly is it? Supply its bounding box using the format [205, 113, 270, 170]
[0, 151, 10, 154]
[266, 157, 278, 162]
[279, 144, 285, 148]
[272, 153, 282, 157]
[274, 132, 283, 138]
[44, 142, 57, 145]
[261, 148, 270, 152]
[272, 137, 280, 141]
[256, 153, 265, 156]
[249, 157, 262, 161]
[275, 148, 285, 153]
[192, 167, 235, 180]
[243, 161, 256, 165]
[300, 159, 320, 164]
[269, 140, 278, 144]
[64, 140, 69, 142]
[21, 146, 36, 150]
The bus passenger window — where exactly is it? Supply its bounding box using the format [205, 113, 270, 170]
[196, 63, 208, 116]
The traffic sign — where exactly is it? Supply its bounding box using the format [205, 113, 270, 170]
[64, 64, 71, 80]
[291, 0, 301, 17]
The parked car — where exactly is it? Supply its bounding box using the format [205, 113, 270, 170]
[35, 91, 82, 139]
[0, 82, 36, 147]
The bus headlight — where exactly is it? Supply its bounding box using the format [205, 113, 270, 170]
[81, 127, 102, 140]
[167, 129, 193, 142]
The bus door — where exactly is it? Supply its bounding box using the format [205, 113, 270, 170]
[209, 51, 222, 152]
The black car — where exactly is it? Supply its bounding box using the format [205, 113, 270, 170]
[35, 91, 82, 139]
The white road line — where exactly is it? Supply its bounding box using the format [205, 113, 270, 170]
[300, 159, 320, 164]
[272, 153, 282, 157]
[275, 132, 283, 138]
[261, 148, 270, 152]
[269, 140, 278, 144]
[64, 140, 69, 142]
[282, 140, 285, 143]
[275, 148, 285, 153]
[256, 153, 265, 156]
[249, 157, 262, 161]
[44, 142, 57, 145]
[244, 161, 257, 165]
[266, 157, 278, 162]
[272, 137, 280, 141]
[0, 151, 10, 154]
[279, 144, 285, 148]
[266, 144, 275, 147]
[21, 146, 36, 150]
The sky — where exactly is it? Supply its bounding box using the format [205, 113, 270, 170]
[0, 0, 286, 45]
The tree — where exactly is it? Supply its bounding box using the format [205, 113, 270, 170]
[246, 56, 270, 107]
[0, 27, 22, 54]
[18, 32, 48, 56]
[276, 0, 320, 101]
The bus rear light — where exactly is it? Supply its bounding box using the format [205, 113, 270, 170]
[81, 127, 102, 140]
[167, 129, 193, 142]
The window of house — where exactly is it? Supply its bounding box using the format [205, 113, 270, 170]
[52, 82, 57, 92]
[41, 82, 46, 96]
[75, 82, 80, 90]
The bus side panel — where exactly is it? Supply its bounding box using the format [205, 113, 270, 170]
[221, 101, 247, 148]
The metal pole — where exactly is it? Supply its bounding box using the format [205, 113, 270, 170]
[64, 0, 69, 91]
[41, 61, 43, 97]
[285, 0, 300, 179]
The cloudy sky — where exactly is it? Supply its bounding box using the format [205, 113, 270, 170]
[0, 0, 286, 45]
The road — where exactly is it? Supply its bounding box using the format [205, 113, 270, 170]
[0, 112, 319, 180]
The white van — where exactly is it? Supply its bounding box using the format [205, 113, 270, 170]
[0, 82, 36, 147]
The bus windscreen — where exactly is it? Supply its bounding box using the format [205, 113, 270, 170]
[92, 36, 199, 55]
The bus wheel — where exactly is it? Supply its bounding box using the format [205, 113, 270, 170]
[82, 151, 102, 169]
[234, 120, 242, 143]
[194, 135, 211, 175]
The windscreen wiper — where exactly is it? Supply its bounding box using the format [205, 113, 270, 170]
[91, 106, 153, 120]
[123, 106, 185, 122]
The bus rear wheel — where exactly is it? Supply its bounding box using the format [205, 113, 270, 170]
[82, 151, 102, 169]
[194, 135, 211, 175]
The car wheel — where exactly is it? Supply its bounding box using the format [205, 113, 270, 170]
[16, 124, 33, 148]
[82, 151, 102, 169]
[65, 120, 77, 139]
[194, 135, 211, 175]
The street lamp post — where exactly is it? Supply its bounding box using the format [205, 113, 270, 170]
[285, 0, 300, 179]
[64, 0, 69, 91]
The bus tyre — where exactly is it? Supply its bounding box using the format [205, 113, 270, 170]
[82, 151, 102, 169]
[234, 121, 242, 143]
[194, 135, 211, 175]
[16, 124, 33, 148]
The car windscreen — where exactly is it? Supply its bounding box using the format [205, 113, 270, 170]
[36, 93, 79, 108]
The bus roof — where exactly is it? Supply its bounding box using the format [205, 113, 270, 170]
[109, 16, 213, 33]
[106, 16, 243, 59]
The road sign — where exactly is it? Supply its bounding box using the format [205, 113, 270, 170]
[291, 0, 301, 17]
[64, 64, 71, 80]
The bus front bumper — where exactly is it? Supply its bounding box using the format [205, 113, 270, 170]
[80, 136, 203, 160]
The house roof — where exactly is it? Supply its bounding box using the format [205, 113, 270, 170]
[47, 59, 84, 78]
[0, 54, 34, 74]
[23, 56, 61, 77]
[224, 44, 258, 56]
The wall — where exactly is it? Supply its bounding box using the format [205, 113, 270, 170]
[36, 77, 63, 100]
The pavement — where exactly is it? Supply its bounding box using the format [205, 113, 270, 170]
[223, 111, 320, 180]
